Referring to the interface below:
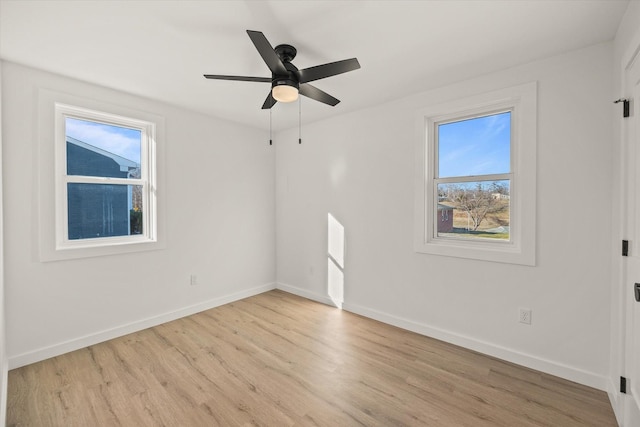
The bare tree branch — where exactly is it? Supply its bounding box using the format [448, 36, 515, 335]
[441, 182, 508, 231]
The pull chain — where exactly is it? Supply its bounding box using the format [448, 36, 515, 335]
[298, 96, 302, 144]
[269, 108, 273, 146]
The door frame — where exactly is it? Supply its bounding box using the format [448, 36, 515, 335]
[615, 29, 640, 427]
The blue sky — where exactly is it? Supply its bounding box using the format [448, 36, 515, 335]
[66, 118, 141, 164]
[438, 111, 510, 178]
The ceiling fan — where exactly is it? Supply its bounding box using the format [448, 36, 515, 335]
[204, 30, 360, 109]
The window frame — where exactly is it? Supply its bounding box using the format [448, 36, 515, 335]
[55, 103, 157, 250]
[432, 107, 514, 243]
[414, 82, 537, 265]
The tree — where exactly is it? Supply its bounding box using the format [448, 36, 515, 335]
[443, 182, 508, 231]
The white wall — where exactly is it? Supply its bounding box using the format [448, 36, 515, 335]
[2, 61, 275, 368]
[276, 42, 613, 390]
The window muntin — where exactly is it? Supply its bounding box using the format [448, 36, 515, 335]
[434, 111, 512, 242]
[55, 104, 156, 249]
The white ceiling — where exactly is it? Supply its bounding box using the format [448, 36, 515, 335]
[0, 0, 629, 131]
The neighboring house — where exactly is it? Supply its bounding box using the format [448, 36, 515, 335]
[66, 136, 140, 239]
[491, 193, 510, 200]
[437, 203, 454, 233]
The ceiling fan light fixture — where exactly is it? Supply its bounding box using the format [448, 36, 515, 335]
[272, 80, 299, 103]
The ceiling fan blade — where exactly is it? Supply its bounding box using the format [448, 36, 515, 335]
[299, 83, 340, 106]
[298, 58, 360, 84]
[247, 30, 288, 76]
[261, 92, 277, 109]
[203, 75, 271, 83]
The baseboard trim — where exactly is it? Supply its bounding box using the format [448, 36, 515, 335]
[276, 282, 338, 307]
[340, 300, 608, 391]
[9, 282, 277, 369]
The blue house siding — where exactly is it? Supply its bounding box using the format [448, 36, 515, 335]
[66, 140, 132, 240]
[67, 183, 130, 239]
[66, 142, 129, 178]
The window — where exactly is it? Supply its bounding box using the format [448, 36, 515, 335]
[54, 104, 157, 250]
[414, 82, 536, 265]
[435, 110, 512, 241]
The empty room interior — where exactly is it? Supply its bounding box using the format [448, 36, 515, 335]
[2, 0, 640, 425]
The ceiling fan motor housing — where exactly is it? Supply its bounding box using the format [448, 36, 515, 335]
[272, 61, 300, 91]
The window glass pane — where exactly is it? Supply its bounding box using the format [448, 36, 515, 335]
[67, 183, 143, 240]
[436, 180, 510, 240]
[66, 117, 141, 179]
[438, 111, 511, 178]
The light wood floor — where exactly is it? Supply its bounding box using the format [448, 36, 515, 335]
[7, 290, 617, 426]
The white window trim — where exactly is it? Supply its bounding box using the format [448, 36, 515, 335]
[55, 103, 157, 250]
[38, 89, 165, 261]
[414, 82, 537, 265]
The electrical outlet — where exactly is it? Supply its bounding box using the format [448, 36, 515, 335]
[190, 274, 198, 286]
[519, 308, 532, 325]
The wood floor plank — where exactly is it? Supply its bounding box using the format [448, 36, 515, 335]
[7, 290, 617, 426]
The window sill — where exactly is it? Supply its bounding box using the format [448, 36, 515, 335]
[41, 239, 165, 262]
[414, 235, 535, 266]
